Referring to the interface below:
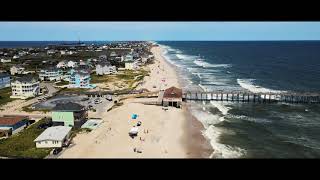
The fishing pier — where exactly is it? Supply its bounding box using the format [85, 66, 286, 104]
[182, 91, 320, 104]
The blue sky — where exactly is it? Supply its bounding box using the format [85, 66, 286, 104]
[1, 22, 320, 41]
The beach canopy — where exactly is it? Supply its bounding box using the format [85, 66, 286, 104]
[129, 127, 139, 135]
[131, 114, 138, 119]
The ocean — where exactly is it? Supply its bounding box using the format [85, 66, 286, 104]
[0, 41, 110, 48]
[157, 41, 320, 158]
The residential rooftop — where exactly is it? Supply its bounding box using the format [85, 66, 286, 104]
[14, 75, 39, 83]
[34, 126, 72, 142]
[53, 102, 85, 112]
[163, 86, 183, 99]
[0, 116, 28, 126]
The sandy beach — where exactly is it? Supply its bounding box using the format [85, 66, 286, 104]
[59, 46, 212, 158]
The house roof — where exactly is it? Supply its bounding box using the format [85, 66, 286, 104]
[53, 102, 84, 112]
[34, 126, 72, 142]
[0, 73, 9, 78]
[163, 86, 182, 99]
[41, 66, 59, 72]
[11, 65, 24, 69]
[96, 61, 111, 67]
[0, 116, 28, 126]
[14, 75, 38, 83]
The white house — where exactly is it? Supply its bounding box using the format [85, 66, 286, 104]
[47, 50, 56, 55]
[67, 51, 75, 55]
[0, 73, 10, 89]
[39, 67, 63, 81]
[67, 61, 77, 68]
[96, 62, 117, 75]
[34, 126, 72, 148]
[18, 51, 28, 56]
[13, 55, 20, 59]
[69, 69, 95, 89]
[60, 50, 66, 55]
[10, 75, 40, 99]
[79, 60, 87, 66]
[10, 65, 25, 75]
[125, 54, 134, 62]
[56, 61, 67, 69]
[1, 58, 11, 63]
[110, 51, 117, 57]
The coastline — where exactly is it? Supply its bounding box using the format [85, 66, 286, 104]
[58, 45, 212, 158]
[154, 45, 213, 158]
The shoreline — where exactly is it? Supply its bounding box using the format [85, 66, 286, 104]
[155, 45, 213, 158]
[58, 45, 213, 158]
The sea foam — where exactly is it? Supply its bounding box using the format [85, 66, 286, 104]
[193, 60, 231, 68]
[204, 126, 246, 158]
[237, 79, 286, 94]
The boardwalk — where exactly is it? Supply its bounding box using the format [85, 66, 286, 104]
[182, 90, 320, 104]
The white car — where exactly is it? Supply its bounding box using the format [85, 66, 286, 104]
[94, 99, 102, 104]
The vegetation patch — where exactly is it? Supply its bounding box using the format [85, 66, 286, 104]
[0, 118, 52, 159]
[55, 80, 69, 86]
[0, 87, 14, 107]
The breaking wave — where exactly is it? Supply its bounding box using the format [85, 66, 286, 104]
[194, 60, 231, 68]
[237, 79, 286, 94]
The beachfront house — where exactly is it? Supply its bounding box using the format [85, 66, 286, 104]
[125, 54, 134, 62]
[10, 65, 25, 75]
[52, 102, 88, 128]
[162, 86, 183, 108]
[96, 62, 117, 75]
[124, 54, 136, 70]
[0, 73, 10, 89]
[34, 126, 72, 148]
[10, 75, 40, 99]
[39, 67, 63, 81]
[0, 116, 29, 138]
[125, 61, 137, 70]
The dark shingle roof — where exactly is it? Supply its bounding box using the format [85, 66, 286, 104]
[15, 75, 38, 83]
[163, 86, 182, 99]
[53, 102, 84, 112]
[97, 61, 111, 67]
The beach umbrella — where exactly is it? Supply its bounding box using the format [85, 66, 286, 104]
[131, 114, 138, 119]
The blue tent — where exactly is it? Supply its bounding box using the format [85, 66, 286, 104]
[131, 114, 138, 119]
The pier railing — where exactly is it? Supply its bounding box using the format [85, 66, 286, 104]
[182, 90, 320, 104]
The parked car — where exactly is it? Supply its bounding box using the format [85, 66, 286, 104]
[37, 121, 53, 129]
[94, 99, 102, 104]
[106, 95, 112, 101]
[53, 148, 62, 155]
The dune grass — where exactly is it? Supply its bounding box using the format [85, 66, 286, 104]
[0, 119, 52, 159]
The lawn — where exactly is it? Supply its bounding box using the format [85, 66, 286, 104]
[0, 119, 52, 159]
[0, 87, 14, 107]
[59, 87, 89, 93]
[55, 80, 69, 86]
[91, 70, 149, 91]
[91, 74, 117, 84]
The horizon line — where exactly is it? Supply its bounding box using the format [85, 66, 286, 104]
[1, 40, 320, 42]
